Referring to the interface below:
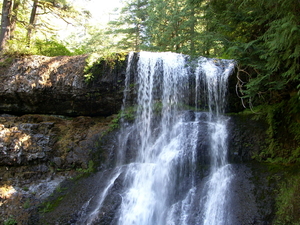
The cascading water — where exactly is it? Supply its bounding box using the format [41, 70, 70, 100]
[197, 58, 234, 225]
[77, 51, 235, 225]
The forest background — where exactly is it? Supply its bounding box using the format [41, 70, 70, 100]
[0, 0, 299, 163]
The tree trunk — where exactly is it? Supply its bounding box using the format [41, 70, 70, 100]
[27, 0, 38, 46]
[10, 0, 20, 39]
[189, 6, 196, 56]
[0, 0, 13, 52]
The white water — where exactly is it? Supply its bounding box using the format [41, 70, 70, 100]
[197, 58, 234, 225]
[79, 51, 235, 225]
[118, 52, 190, 225]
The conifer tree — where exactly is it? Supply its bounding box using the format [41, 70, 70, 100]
[0, 0, 88, 53]
[108, 0, 147, 51]
[145, 0, 191, 53]
[204, 0, 299, 105]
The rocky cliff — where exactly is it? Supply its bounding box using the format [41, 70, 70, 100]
[0, 53, 294, 225]
[0, 113, 120, 222]
[0, 55, 126, 116]
[0, 54, 126, 224]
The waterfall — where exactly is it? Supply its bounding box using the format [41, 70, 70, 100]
[78, 51, 235, 225]
[196, 58, 234, 225]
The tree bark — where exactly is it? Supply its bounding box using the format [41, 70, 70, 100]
[0, 0, 13, 52]
[189, 6, 196, 56]
[27, 0, 38, 46]
[10, 0, 20, 39]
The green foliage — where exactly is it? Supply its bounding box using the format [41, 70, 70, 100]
[109, 106, 136, 131]
[275, 175, 300, 225]
[250, 96, 300, 164]
[109, 116, 121, 130]
[5, 36, 75, 57]
[83, 52, 127, 83]
[6, 37, 35, 56]
[65, 25, 120, 55]
[23, 199, 31, 209]
[219, 0, 299, 106]
[0, 56, 13, 67]
[22, 186, 29, 191]
[107, 0, 148, 51]
[40, 201, 54, 213]
[4, 216, 17, 225]
[76, 160, 95, 174]
[0, 0, 89, 54]
[108, 0, 212, 55]
[72, 160, 96, 181]
[142, 0, 206, 55]
[34, 38, 73, 56]
[39, 193, 66, 213]
[83, 53, 99, 82]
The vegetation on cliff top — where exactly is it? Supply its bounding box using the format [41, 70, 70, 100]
[83, 52, 127, 83]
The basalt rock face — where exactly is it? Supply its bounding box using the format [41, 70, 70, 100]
[0, 55, 127, 116]
[0, 114, 114, 168]
[0, 113, 116, 224]
[228, 115, 268, 163]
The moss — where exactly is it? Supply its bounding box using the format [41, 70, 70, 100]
[84, 52, 127, 83]
[107, 106, 137, 131]
[247, 162, 300, 224]
[39, 195, 66, 214]
[4, 216, 17, 225]
[23, 199, 31, 209]
[39, 183, 72, 214]
[274, 170, 300, 225]
[74, 160, 96, 180]
[234, 98, 300, 225]
[0, 56, 14, 67]
[242, 96, 300, 164]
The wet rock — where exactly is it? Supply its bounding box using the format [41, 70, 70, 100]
[27, 152, 46, 161]
[183, 110, 195, 122]
[229, 163, 277, 224]
[53, 157, 62, 167]
[0, 113, 115, 224]
[227, 115, 268, 163]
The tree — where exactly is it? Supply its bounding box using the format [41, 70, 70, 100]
[9, 0, 20, 39]
[26, 0, 88, 45]
[216, 0, 299, 104]
[108, 0, 148, 51]
[0, 0, 89, 54]
[65, 25, 119, 55]
[145, 0, 189, 52]
[0, 0, 13, 51]
[111, 0, 209, 55]
[260, 0, 300, 96]
[27, 0, 38, 45]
